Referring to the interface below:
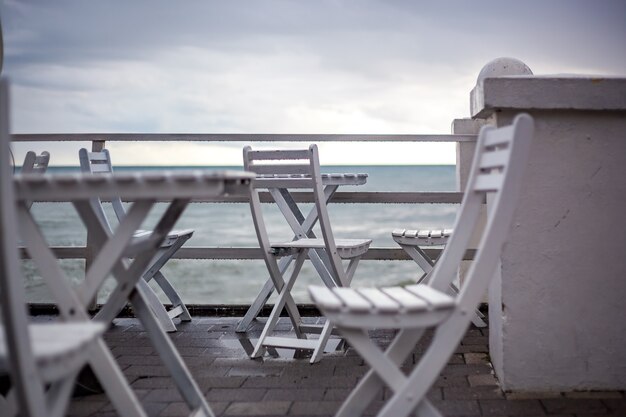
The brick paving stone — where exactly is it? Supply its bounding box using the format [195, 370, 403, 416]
[541, 398, 608, 414]
[322, 388, 353, 401]
[124, 365, 171, 377]
[158, 401, 190, 416]
[462, 336, 489, 345]
[436, 374, 472, 387]
[224, 401, 291, 416]
[563, 391, 624, 399]
[263, 388, 325, 401]
[67, 400, 106, 416]
[289, 401, 342, 415]
[190, 376, 246, 391]
[479, 399, 545, 415]
[442, 363, 493, 376]
[505, 390, 563, 399]
[468, 373, 498, 387]
[131, 376, 175, 389]
[206, 387, 267, 402]
[431, 399, 481, 416]
[464, 352, 489, 365]
[444, 386, 505, 400]
[143, 388, 185, 403]
[59, 317, 625, 417]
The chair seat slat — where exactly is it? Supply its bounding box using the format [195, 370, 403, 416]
[357, 288, 400, 314]
[308, 286, 344, 312]
[332, 288, 372, 313]
[404, 285, 455, 309]
[380, 287, 429, 312]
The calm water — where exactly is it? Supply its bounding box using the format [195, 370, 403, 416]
[23, 165, 458, 304]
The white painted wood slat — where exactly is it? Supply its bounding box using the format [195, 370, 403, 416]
[308, 286, 344, 312]
[404, 285, 455, 309]
[333, 288, 372, 313]
[357, 288, 400, 314]
[380, 287, 429, 312]
[479, 149, 510, 169]
[473, 173, 503, 191]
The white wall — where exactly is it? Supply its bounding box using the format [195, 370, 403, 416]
[469, 63, 626, 391]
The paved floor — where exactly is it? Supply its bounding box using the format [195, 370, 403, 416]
[64, 316, 625, 417]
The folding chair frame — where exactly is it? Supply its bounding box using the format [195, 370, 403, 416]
[392, 228, 487, 328]
[310, 114, 534, 416]
[244, 144, 371, 363]
[79, 148, 192, 332]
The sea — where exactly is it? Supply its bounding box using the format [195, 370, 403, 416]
[22, 165, 458, 305]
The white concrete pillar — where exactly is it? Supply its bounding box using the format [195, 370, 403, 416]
[470, 58, 626, 391]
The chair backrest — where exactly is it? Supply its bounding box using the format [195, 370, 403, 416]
[243, 144, 346, 283]
[21, 151, 50, 211]
[0, 79, 49, 416]
[427, 114, 534, 313]
[21, 151, 50, 174]
[78, 148, 126, 228]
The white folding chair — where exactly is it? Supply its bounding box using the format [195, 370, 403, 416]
[0, 84, 106, 417]
[392, 228, 487, 328]
[79, 148, 192, 332]
[310, 114, 534, 417]
[245, 144, 371, 363]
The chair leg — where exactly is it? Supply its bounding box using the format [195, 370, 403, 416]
[309, 319, 333, 364]
[137, 279, 177, 332]
[46, 370, 81, 417]
[87, 340, 147, 417]
[130, 284, 215, 417]
[151, 271, 192, 322]
[236, 255, 297, 333]
[251, 251, 307, 358]
[336, 329, 425, 417]
[379, 316, 468, 417]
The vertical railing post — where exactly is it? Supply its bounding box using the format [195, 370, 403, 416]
[86, 139, 105, 310]
[453, 119, 488, 288]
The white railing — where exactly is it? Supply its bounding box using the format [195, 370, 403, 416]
[13, 133, 477, 263]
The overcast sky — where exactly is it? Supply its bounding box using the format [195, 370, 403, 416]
[2, 0, 625, 165]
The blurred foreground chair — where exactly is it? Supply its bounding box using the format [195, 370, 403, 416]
[245, 144, 371, 363]
[391, 228, 487, 327]
[79, 148, 192, 332]
[0, 83, 106, 417]
[310, 114, 534, 417]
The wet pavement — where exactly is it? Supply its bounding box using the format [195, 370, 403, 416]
[61, 316, 625, 417]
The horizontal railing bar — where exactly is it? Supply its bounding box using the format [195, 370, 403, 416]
[27, 191, 465, 204]
[12, 133, 477, 143]
[21, 246, 476, 261]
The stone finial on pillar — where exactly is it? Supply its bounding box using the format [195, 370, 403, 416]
[471, 58, 533, 118]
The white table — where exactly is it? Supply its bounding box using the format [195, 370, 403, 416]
[236, 173, 368, 333]
[15, 170, 254, 417]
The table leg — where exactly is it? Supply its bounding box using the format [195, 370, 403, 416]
[130, 284, 214, 416]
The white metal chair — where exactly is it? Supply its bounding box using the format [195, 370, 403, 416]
[79, 148, 192, 332]
[309, 114, 534, 417]
[392, 228, 487, 328]
[245, 144, 372, 363]
[0, 83, 106, 417]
